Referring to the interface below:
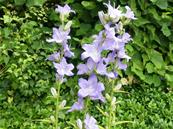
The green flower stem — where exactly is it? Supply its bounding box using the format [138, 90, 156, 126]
[55, 81, 61, 129]
[107, 80, 115, 129]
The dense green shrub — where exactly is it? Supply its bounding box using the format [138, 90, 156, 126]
[0, 0, 173, 128]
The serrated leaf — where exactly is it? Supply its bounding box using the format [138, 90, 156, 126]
[161, 24, 171, 37]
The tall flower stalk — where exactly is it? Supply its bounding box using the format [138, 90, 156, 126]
[69, 1, 136, 129]
[69, 1, 136, 111]
[47, 4, 75, 129]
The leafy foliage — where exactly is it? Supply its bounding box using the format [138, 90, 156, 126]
[0, 0, 173, 128]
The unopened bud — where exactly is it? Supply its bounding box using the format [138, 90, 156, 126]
[98, 11, 107, 25]
[113, 83, 122, 91]
[50, 115, 55, 123]
[111, 97, 116, 106]
[121, 78, 128, 85]
[76, 119, 83, 129]
[50, 87, 57, 97]
[105, 93, 111, 101]
[64, 21, 72, 30]
[60, 100, 67, 108]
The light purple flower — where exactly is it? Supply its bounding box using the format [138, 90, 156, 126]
[47, 52, 60, 61]
[77, 58, 116, 78]
[53, 57, 74, 76]
[81, 43, 101, 63]
[118, 32, 132, 44]
[84, 114, 99, 129]
[77, 58, 95, 75]
[103, 52, 116, 64]
[117, 49, 131, 61]
[55, 73, 66, 83]
[47, 27, 71, 43]
[63, 43, 74, 57]
[68, 97, 84, 112]
[98, 11, 107, 25]
[78, 74, 105, 102]
[117, 59, 127, 70]
[55, 4, 75, 16]
[124, 6, 137, 20]
[104, 2, 122, 23]
[102, 24, 123, 50]
[97, 60, 117, 78]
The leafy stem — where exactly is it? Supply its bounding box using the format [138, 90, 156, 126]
[55, 81, 61, 129]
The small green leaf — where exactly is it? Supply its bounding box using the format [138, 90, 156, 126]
[165, 73, 173, 82]
[134, 18, 150, 27]
[150, 0, 157, 3]
[14, 0, 26, 5]
[26, 0, 46, 7]
[3, 15, 12, 23]
[161, 24, 171, 37]
[81, 1, 96, 10]
[147, 50, 164, 69]
[165, 66, 173, 72]
[76, 23, 91, 36]
[156, 0, 168, 9]
[146, 62, 155, 73]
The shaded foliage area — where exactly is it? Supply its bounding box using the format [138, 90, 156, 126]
[0, 0, 173, 128]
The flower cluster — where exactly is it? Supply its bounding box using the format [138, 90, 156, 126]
[69, 2, 136, 111]
[76, 114, 99, 129]
[47, 4, 75, 83]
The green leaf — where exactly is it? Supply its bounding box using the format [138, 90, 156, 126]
[156, 0, 168, 9]
[81, 1, 96, 10]
[150, 0, 157, 3]
[133, 18, 150, 27]
[147, 50, 164, 69]
[94, 24, 103, 32]
[146, 62, 155, 73]
[131, 67, 145, 80]
[161, 24, 171, 37]
[3, 15, 12, 23]
[14, 0, 26, 5]
[76, 23, 92, 36]
[165, 73, 173, 82]
[165, 66, 173, 72]
[145, 74, 161, 86]
[148, 8, 161, 21]
[26, 0, 46, 7]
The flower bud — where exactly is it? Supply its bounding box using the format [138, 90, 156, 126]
[50, 87, 57, 97]
[64, 21, 72, 30]
[50, 115, 55, 123]
[60, 100, 67, 108]
[76, 119, 83, 129]
[113, 83, 122, 91]
[105, 93, 111, 101]
[98, 11, 107, 25]
[111, 97, 116, 106]
[121, 78, 128, 85]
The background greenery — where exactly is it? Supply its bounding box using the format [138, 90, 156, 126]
[0, 0, 173, 128]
